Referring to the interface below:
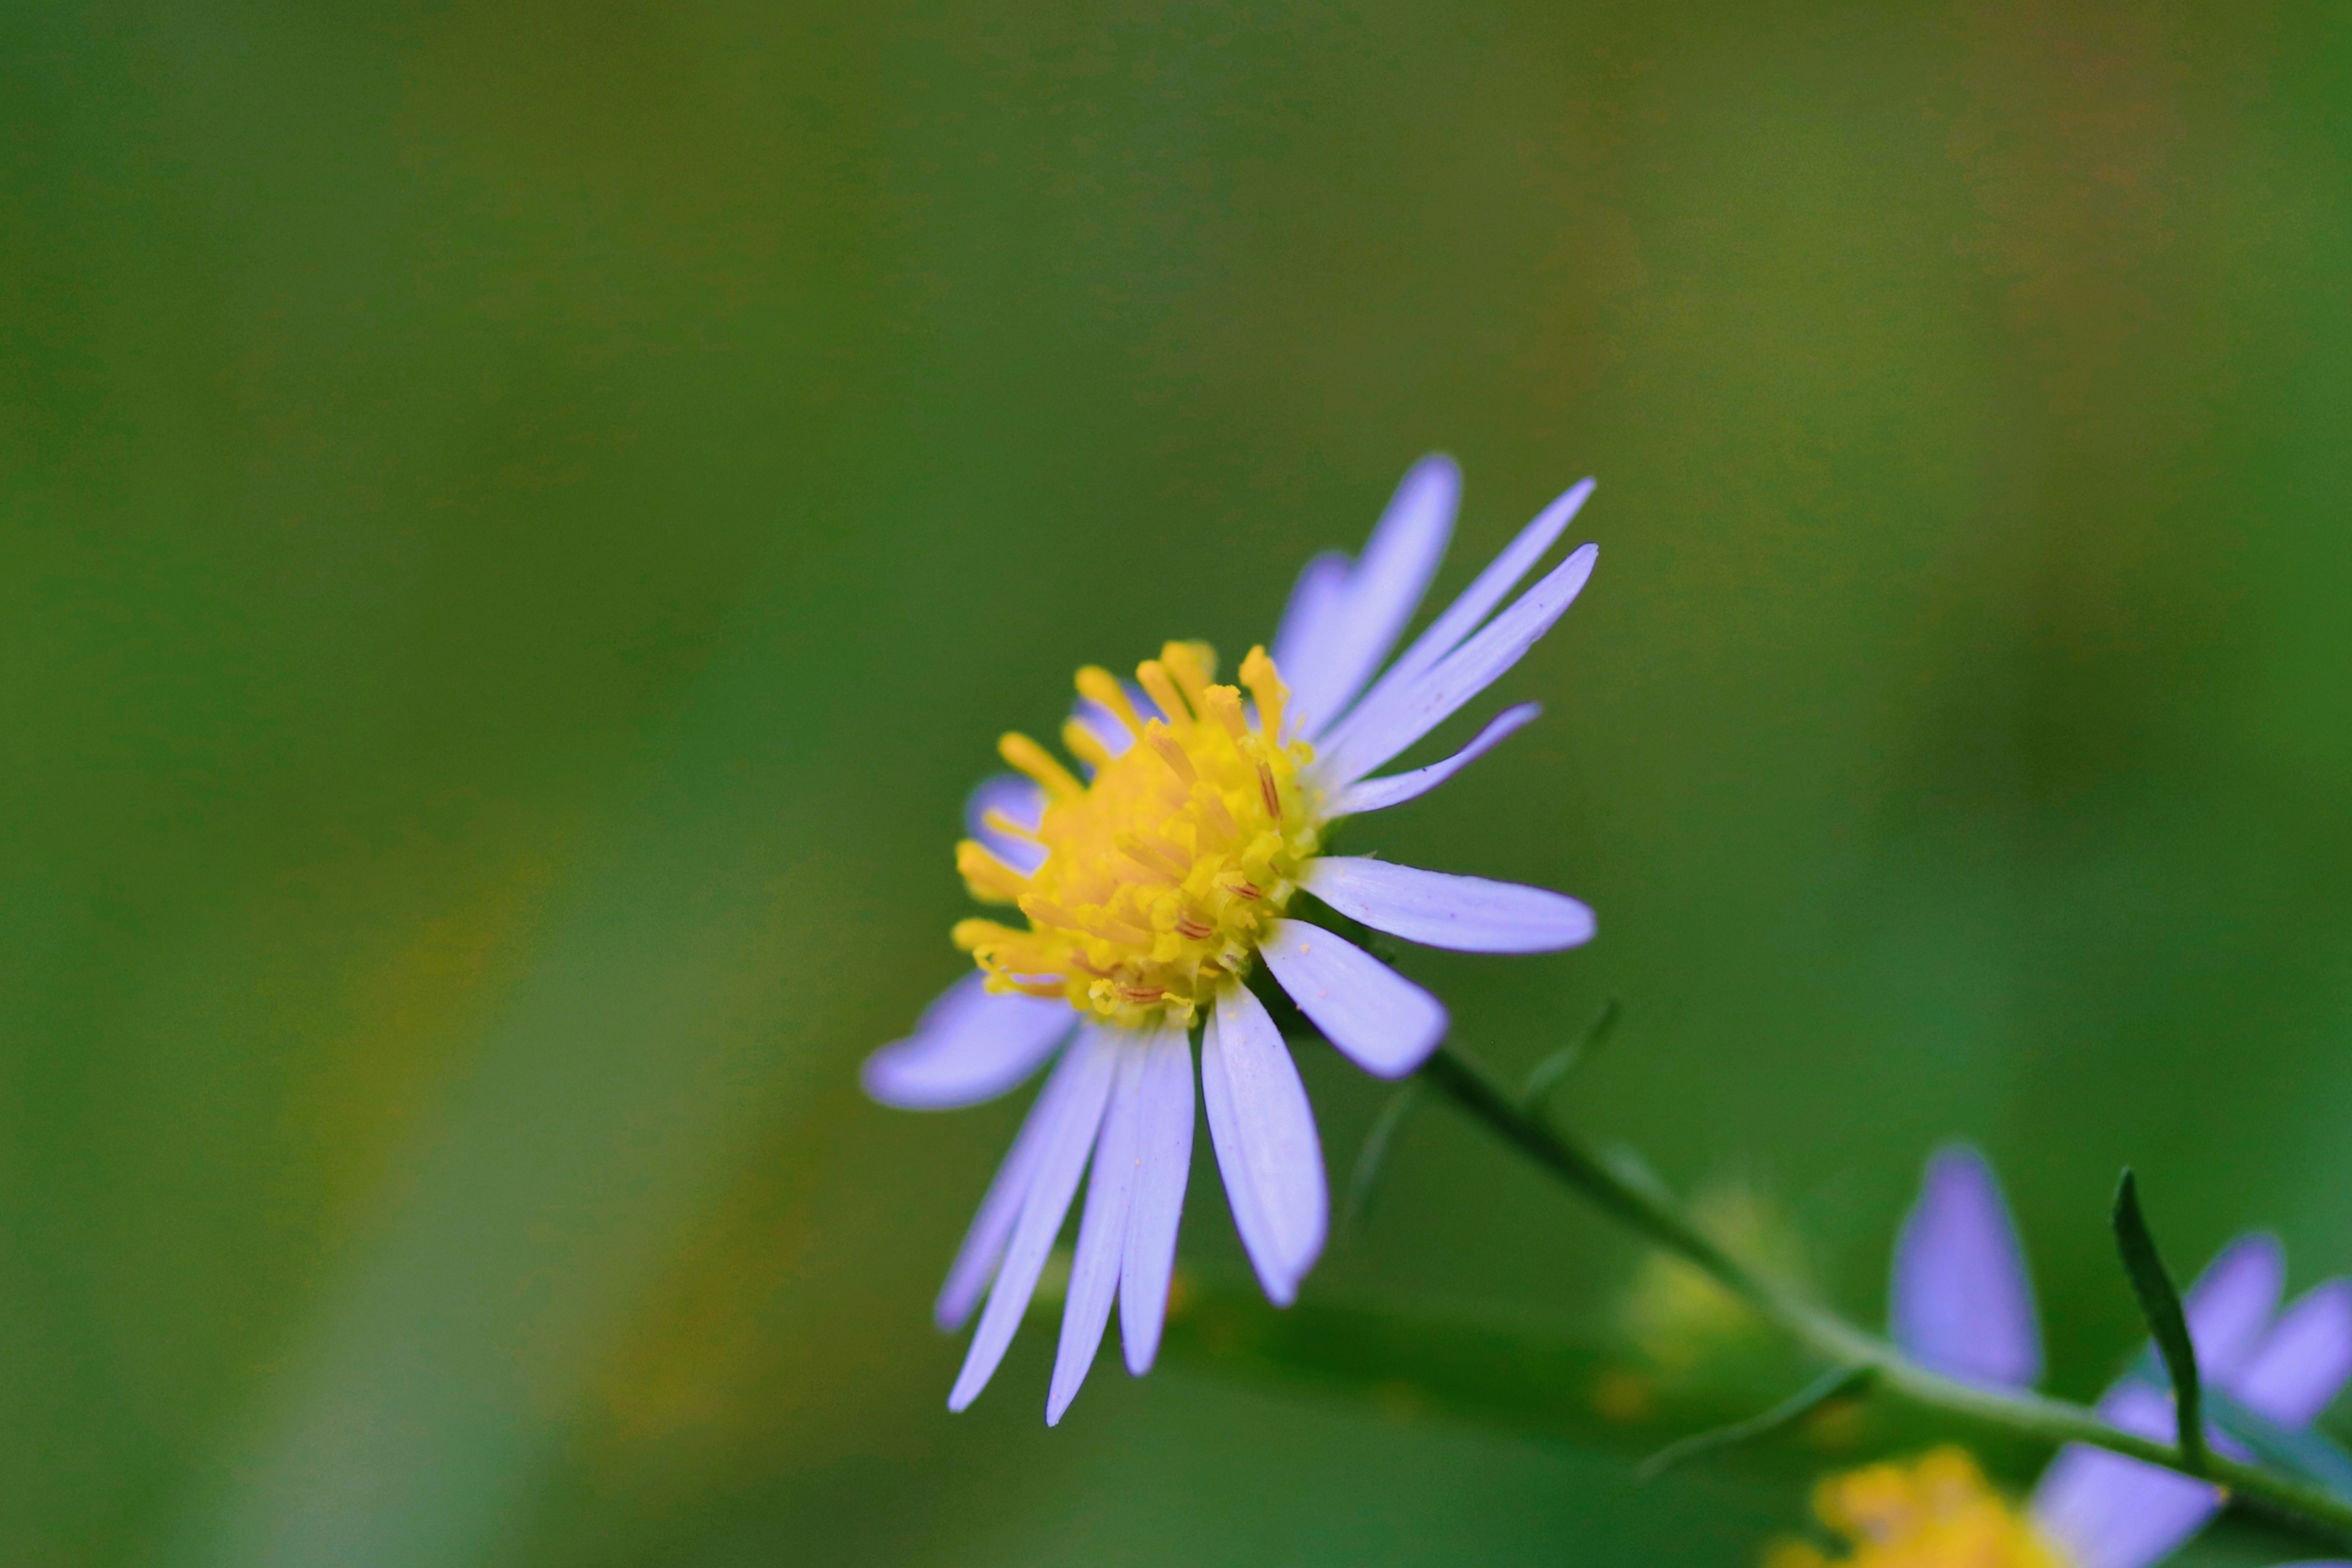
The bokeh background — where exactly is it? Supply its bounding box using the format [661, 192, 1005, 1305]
[9, 1, 2352, 1562]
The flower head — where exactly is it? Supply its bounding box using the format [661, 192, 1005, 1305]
[954, 640, 1320, 1029]
[864, 457, 1600, 1421]
[1767, 1447, 2066, 1568]
[1770, 1146, 2352, 1568]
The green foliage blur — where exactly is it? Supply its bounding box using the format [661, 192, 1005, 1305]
[8, 1, 2352, 1563]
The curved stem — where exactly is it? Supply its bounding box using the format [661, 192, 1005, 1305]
[1415, 1045, 2352, 1547]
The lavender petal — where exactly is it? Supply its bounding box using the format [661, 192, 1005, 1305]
[1888, 1144, 2042, 1390]
[1295, 456, 1459, 738]
[2032, 1383, 2224, 1568]
[1319, 542, 1598, 788]
[1046, 1040, 1147, 1424]
[1298, 857, 1595, 954]
[1201, 984, 1327, 1305]
[1322, 478, 1592, 755]
[1119, 1026, 1196, 1375]
[2186, 1233, 2288, 1387]
[945, 1029, 1120, 1412]
[1260, 918, 1449, 1077]
[1328, 703, 1542, 817]
[932, 1035, 1088, 1331]
[1269, 550, 1354, 739]
[862, 973, 1076, 1111]
[2237, 1279, 2352, 1426]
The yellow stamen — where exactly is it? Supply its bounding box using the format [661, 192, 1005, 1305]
[1136, 660, 1190, 726]
[1191, 780, 1238, 838]
[950, 646, 1327, 1027]
[1160, 641, 1218, 716]
[956, 840, 1029, 905]
[1143, 722, 1199, 784]
[1061, 716, 1113, 770]
[1116, 832, 1190, 881]
[982, 809, 1041, 843]
[1203, 685, 1250, 743]
[953, 918, 1022, 952]
[1000, 732, 1083, 799]
[1240, 645, 1289, 744]
[1074, 666, 1142, 735]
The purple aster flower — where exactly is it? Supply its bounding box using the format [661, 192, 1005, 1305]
[863, 456, 1600, 1421]
[1874, 1144, 2352, 1568]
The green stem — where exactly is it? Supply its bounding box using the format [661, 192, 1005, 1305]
[1415, 1045, 2352, 1547]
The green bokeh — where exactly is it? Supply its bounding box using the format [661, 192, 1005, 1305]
[7, 1, 2352, 1562]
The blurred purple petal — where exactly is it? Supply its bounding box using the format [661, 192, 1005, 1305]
[966, 774, 1049, 873]
[946, 1029, 1119, 1411]
[1269, 550, 1354, 738]
[1120, 1026, 1195, 1375]
[2237, 1279, 2352, 1425]
[1319, 542, 1598, 788]
[2032, 1383, 2223, 1568]
[1888, 1144, 2042, 1390]
[1329, 704, 1541, 817]
[1047, 1041, 1147, 1424]
[862, 973, 1075, 1111]
[1201, 984, 1327, 1304]
[1260, 918, 1448, 1077]
[1295, 456, 1459, 738]
[1324, 478, 1592, 753]
[2187, 1234, 2287, 1386]
[1299, 857, 1594, 955]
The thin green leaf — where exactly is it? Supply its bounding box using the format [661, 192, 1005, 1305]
[1343, 1082, 1425, 1236]
[2112, 1168, 2207, 1473]
[1634, 1364, 1876, 1482]
[1519, 998, 1621, 1113]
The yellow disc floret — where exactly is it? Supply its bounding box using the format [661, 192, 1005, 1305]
[953, 642, 1322, 1029]
[1766, 1448, 2069, 1568]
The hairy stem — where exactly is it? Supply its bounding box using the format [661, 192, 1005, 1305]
[1415, 1044, 2352, 1547]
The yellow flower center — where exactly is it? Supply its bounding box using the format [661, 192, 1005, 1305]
[1624, 1181, 1811, 1372]
[1767, 1449, 2070, 1568]
[953, 642, 1322, 1029]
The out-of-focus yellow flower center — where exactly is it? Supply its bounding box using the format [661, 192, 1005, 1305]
[953, 642, 1322, 1029]
[1626, 1181, 1810, 1372]
[1767, 1449, 2069, 1568]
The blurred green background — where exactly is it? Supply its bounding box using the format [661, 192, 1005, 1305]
[9, 1, 2352, 1562]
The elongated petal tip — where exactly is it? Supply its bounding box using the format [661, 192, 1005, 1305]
[1302, 857, 1593, 954]
[1200, 987, 1329, 1301]
[1119, 1029, 1196, 1375]
[943, 1031, 1122, 1413]
[1322, 534, 1600, 788]
[1298, 457, 1461, 738]
[1889, 1143, 2041, 1389]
